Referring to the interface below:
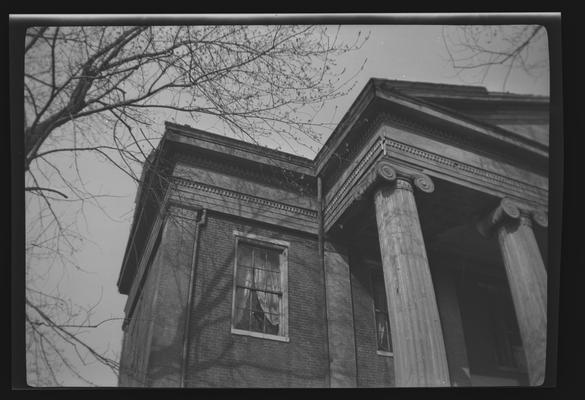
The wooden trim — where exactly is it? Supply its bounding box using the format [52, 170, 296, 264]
[377, 350, 394, 357]
[230, 328, 290, 343]
[232, 230, 291, 248]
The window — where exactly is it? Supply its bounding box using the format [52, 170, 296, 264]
[231, 232, 289, 341]
[371, 269, 392, 354]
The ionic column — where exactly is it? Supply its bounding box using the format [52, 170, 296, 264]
[373, 162, 450, 387]
[477, 198, 548, 386]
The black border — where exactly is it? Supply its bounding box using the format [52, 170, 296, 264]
[9, 11, 577, 399]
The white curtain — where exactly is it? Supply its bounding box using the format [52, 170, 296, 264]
[235, 245, 281, 329]
[234, 266, 254, 327]
[255, 267, 280, 326]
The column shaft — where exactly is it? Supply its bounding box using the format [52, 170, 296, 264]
[497, 217, 547, 386]
[374, 180, 450, 387]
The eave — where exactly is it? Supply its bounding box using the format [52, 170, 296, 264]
[164, 122, 315, 176]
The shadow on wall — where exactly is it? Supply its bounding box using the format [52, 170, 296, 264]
[146, 209, 328, 388]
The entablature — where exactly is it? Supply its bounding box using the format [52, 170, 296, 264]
[322, 124, 549, 234]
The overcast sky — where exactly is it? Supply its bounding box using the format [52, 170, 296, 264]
[25, 22, 550, 387]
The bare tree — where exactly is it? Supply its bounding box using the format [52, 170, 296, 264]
[441, 25, 549, 90]
[23, 24, 368, 386]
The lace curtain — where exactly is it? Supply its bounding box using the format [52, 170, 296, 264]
[234, 243, 281, 332]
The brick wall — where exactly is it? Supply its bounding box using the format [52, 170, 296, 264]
[185, 212, 328, 387]
[119, 209, 397, 387]
[350, 256, 395, 387]
[146, 213, 197, 387]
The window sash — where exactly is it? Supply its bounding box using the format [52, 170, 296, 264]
[232, 235, 287, 338]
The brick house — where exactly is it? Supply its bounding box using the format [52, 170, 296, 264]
[116, 79, 550, 387]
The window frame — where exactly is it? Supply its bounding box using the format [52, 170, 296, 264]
[365, 260, 394, 357]
[230, 230, 290, 342]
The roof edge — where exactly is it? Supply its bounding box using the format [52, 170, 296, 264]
[164, 122, 316, 175]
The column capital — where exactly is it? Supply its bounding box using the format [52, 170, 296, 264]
[531, 208, 549, 228]
[351, 158, 433, 204]
[375, 159, 435, 194]
[477, 198, 547, 237]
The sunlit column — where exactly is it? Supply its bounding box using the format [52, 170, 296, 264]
[373, 161, 450, 387]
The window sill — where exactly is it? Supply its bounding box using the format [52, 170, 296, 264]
[377, 350, 394, 357]
[231, 328, 290, 342]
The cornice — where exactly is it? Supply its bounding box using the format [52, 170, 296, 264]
[375, 90, 549, 160]
[322, 114, 385, 195]
[165, 122, 315, 175]
[380, 112, 548, 165]
[314, 80, 377, 171]
[174, 151, 317, 196]
[171, 176, 318, 219]
[324, 136, 383, 216]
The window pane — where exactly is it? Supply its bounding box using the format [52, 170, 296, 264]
[246, 291, 263, 333]
[266, 249, 280, 271]
[238, 243, 253, 267]
[234, 287, 251, 310]
[372, 269, 392, 352]
[254, 247, 267, 270]
[264, 293, 281, 324]
[234, 307, 250, 331]
[264, 314, 279, 335]
[253, 267, 266, 291]
[266, 271, 281, 292]
[251, 310, 264, 333]
[376, 312, 392, 352]
[255, 270, 280, 292]
[236, 266, 253, 287]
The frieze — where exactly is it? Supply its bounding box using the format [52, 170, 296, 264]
[323, 139, 547, 231]
[171, 176, 318, 218]
[383, 138, 547, 199]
